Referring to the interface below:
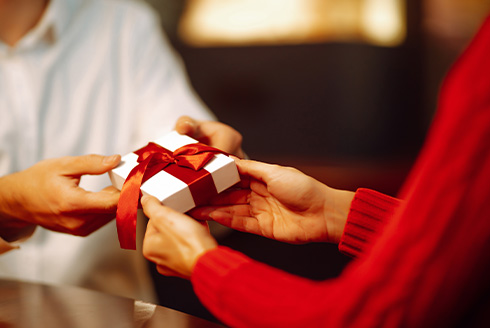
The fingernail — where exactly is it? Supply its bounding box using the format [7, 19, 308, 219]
[103, 154, 120, 165]
[209, 210, 230, 220]
[208, 210, 221, 219]
[184, 119, 197, 130]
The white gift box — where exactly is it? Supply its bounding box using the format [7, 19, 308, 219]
[109, 131, 240, 213]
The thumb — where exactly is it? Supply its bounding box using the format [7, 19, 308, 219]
[235, 159, 279, 184]
[174, 116, 199, 138]
[61, 154, 121, 176]
[141, 195, 191, 229]
[141, 195, 174, 222]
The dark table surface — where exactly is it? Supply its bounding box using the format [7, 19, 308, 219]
[0, 278, 223, 328]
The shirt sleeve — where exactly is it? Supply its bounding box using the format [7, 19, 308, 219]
[0, 223, 36, 255]
[192, 246, 332, 328]
[128, 5, 216, 143]
[338, 188, 403, 258]
[0, 237, 18, 255]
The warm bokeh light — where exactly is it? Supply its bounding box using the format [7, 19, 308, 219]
[423, 0, 490, 47]
[362, 0, 406, 46]
[178, 0, 406, 47]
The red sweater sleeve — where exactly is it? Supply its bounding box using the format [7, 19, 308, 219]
[192, 15, 490, 328]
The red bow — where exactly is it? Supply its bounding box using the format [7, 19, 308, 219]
[116, 142, 228, 250]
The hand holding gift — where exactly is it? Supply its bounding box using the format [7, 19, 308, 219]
[140, 157, 355, 279]
[141, 194, 217, 279]
[174, 116, 245, 158]
[191, 159, 355, 244]
[0, 154, 121, 244]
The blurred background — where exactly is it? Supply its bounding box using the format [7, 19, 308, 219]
[141, 0, 490, 321]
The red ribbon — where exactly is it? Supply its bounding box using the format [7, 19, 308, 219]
[116, 142, 228, 250]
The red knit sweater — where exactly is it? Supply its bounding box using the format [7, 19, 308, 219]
[191, 16, 490, 328]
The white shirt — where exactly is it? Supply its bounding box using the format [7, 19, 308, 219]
[0, 0, 214, 302]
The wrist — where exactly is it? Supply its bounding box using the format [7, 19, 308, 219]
[0, 220, 37, 242]
[0, 174, 37, 242]
[190, 242, 218, 277]
[323, 187, 355, 244]
[0, 173, 22, 221]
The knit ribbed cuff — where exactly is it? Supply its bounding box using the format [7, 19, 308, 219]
[191, 246, 251, 308]
[339, 188, 401, 258]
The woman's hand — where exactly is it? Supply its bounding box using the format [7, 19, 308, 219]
[141, 195, 218, 279]
[191, 159, 355, 244]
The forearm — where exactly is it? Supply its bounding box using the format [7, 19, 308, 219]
[192, 247, 330, 328]
[323, 187, 356, 244]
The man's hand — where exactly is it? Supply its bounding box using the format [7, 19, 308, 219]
[0, 154, 121, 241]
[174, 116, 245, 158]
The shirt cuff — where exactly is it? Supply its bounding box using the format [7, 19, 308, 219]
[339, 188, 402, 258]
[0, 237, 19, 255]
[0, 223, 36, 255]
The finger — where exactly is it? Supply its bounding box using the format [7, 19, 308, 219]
[209, 189, 250, 206]
[43, 210, 117, 236]
[141, 195, 172, 221]
[191, 204, 252, 223]
[69, 213, 116, 236]
[156, 265, 185, 278]
[188, 206, 216, 220]
[209, 210, 260, 233]
[234, 159, 282, 184]
[70, 188, 120, 213]
[174, 116, 199, 137]
[141, 195, 193, 228]
[61, 154, 121, 176]
[101, 185, 120, 194]
[231, 159, 251, 188]
[208, 205, 253, 220]
[200, 125, 242, 155]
